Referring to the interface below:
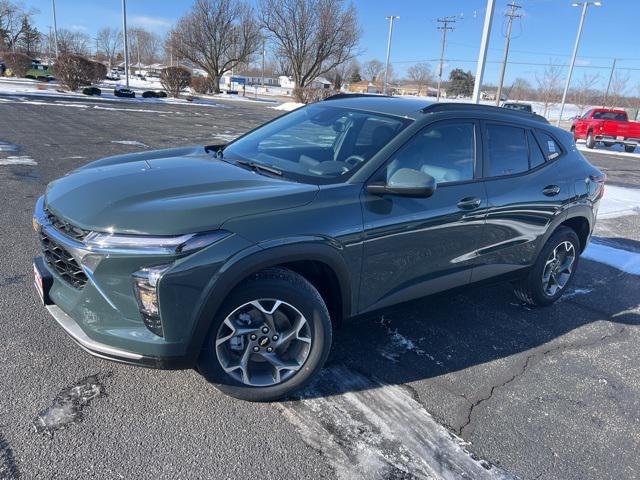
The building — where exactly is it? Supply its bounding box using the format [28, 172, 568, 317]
[348, 80, 382, 94]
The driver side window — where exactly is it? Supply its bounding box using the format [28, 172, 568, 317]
[385, 122, 476, 184]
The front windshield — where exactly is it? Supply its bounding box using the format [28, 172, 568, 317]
[222, 103, 412, 183]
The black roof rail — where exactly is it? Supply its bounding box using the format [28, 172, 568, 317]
[422, 102, 550, 124]
[323, 93, 391, 101]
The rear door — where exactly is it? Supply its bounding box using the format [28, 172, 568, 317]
[359, 120, 487, 313]
[473, 122, 571, 281]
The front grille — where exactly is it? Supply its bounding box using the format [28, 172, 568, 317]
[40, 232, 88, 289]
[44, 207, 90, 242]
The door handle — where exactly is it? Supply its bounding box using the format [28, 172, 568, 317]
[542, 185, 561, 196]
[457, 197, 482, 210]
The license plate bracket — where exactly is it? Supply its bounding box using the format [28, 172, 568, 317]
[33, 256, 53, 305]
[616, 135, 624, 141]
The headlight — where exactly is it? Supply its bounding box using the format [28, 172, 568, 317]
[132, 264, 171, 337]
[84, 230, 231, 255]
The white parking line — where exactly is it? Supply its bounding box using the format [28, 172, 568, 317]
[0, 156, 37, 166]
[598, 185, 640, 219]
[584, 242, 640, 276]
[280, 365, 514, 480]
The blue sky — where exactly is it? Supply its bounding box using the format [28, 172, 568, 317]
[27, 0, 640, 88]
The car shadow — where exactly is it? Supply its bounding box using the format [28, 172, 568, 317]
[291, 257, 640, 400]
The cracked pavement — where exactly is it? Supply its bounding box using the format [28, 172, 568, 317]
[0, 96, 639, 479]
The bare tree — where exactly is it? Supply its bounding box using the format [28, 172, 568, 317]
[325, 59, 359, 90]
[97, 27, 121, 71]
[160, 66, 191, 97]
[406, 63, 432, 95]
[508, 77, 532, 101]
[535, 62, 563, 118]
[56, 28, 91, 56]
[2, 51, 30, 76]
[362, 59, 383, 82]
[260, 0, 360, 102]
[571, 72, 600, 115]
[607, 71, 630, 109]
[128, 27, 161, 67]
[0, 0, 37, 51]
[169, 0, 261, 94]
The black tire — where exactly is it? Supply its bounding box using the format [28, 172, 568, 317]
[585, 131, 595, 149]
[625, 145, 636, 153]
[198, 267, 332, 401]
[513, 226, 581, 307]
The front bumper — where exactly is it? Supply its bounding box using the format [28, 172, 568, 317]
[45, 303, 192, 369]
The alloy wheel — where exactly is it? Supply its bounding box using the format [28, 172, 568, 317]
[215, 299, 312, 387]
[541, 241, 576, 296]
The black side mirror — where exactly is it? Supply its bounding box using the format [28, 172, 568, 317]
[367, 168, 437, 197]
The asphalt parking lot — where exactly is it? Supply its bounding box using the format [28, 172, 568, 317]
[1, 94, 639, 480]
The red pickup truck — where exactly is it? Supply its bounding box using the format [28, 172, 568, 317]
[571, 108, 640, 153]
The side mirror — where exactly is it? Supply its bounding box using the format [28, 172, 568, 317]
[366, 168, 437, 197]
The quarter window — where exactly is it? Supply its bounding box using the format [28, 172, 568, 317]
[486, 124, 529, 177]
[384, 122, 475, 183]
[528, 131, 546, 168]
[536, 130, 562, 160]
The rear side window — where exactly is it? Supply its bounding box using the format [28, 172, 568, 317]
[527, 131, 545, 168]
[536, 130, 562, 160]
[486, 124, 528, 177]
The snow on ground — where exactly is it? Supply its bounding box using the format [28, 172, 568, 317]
[272, 102, 304, 111]
[598, 185, 640, 219]
[575, 139, 640, 158]
[584, 242, 640, 276]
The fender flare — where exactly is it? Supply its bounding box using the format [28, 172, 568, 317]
[184, 238, 354, 361]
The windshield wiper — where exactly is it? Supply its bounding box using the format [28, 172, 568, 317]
[235, 159, 283, 176]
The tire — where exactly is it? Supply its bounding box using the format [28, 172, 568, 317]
[198, 267, 332, 401]
[513, 226, 580, 307]
[585, 131, 595, 149]
[625, 145, 636, 153]
[570, 127, 576, 141]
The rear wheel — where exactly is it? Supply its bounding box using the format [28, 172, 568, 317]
[513, 227, 580, 306]
[585, 131, 595, 149]
[625, 145, 636, 153]
[198, 267, 332, 401]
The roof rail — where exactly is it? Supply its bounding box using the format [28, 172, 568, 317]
[323, 93, 391, 101]
[422, 102, 550, 124]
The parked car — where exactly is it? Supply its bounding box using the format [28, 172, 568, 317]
[502, 102, 533, 113]
[33, 97, 605, 401]
[114, 87, 135, 98]
[142, 91, 158, 98]
[82, 86, 102, 96]
[156, 91, 167, 98]
[571, 108, 640, 153]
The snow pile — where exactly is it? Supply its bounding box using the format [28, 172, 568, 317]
[598, 185, 640, 219]
[583, 242, 640, 276]
[272, 102, 304, 111]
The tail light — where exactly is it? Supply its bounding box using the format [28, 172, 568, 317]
[590, 173, 606, 199]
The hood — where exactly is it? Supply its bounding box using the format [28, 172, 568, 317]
[45, 147, 318, 235]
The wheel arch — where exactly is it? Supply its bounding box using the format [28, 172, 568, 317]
[185, 239, 353, 361]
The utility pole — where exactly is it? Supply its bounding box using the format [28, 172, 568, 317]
[383, 16, 399, 95]
[436, 16, 456, 101]
[603, 57, 616, 107]
[557, 1, 601, 127]
[472, 0, 496, 103]
[122, 0, 130, 87]
[261, 41, 266, 89]
[495, 2, 522, 106]
[51, 0, 59, 58]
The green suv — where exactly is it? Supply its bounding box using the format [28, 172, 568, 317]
[33, 96, 604, 401]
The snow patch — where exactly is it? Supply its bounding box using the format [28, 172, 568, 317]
[583, 242, 640, 276]
[377, 316, 442, 365]
[0, 156, 37, 166]
[111, 140, 148, 148]
[280, 365, 514, 480]
[597, 185, 640, 219]
[272, 102, 304, 111]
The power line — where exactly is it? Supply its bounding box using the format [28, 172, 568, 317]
[496, 2, 522, 105]
[436, 16, 456, 101]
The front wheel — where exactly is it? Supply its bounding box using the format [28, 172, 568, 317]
[585, 132, 595, 149]
[513, 227, 580, 306]
[625, 145, 636, 153]
[198, 267, 332, 401]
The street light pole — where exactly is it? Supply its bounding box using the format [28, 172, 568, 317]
[556, 1, 601, 126]
[51, 0, 59, 58]
[472, 0, 496, 103]
[383, 16, 399, 95]
[122, 0, 130, 87]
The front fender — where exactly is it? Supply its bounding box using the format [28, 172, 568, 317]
[184, 237, 354, 362]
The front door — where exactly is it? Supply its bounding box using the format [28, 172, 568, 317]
[359, 120, 487, 313]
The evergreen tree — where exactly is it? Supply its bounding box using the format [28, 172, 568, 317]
[447, 69, 475, 97]
[349, 68, 361, 83]
[17, 16, 41, 57]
